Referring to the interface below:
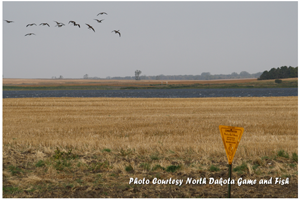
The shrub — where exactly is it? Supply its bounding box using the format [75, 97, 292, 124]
[275, 79, 282, 84]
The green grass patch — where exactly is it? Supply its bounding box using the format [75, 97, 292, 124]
[125, 165, 134, 172]
[139, 163, 151, 171]
[289, 163, 296, 168]
[54, 159, 72, 171]
[76, 178, 83, 185]
[252, 164, 260, 170]
[209, 165, 220, 172]
[277, 150, 289, 159]
[166, 165, 181, 172]
[150, 154, 159, 161]
[3, 186, 22, 194]
[292, 153, 298, 162]
[233, 162, 247, 173]
[103, 148, 111, 152]
[8, 165, 23, 175]
[35, 160, 45, 167]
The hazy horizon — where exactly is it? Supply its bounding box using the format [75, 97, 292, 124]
[3, 1, 298, 79]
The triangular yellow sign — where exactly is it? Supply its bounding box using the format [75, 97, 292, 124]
[219, 125, 244, 165]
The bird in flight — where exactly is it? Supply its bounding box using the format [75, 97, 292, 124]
[54, 21, 65, 26]
[86, 24, 95, 32]
[55, 24, 65, 27]
[112, 30, 121, 37]
[97, 12, 107, 15]
[4, 20, 14, 23]
[26, 23, 37, 27]
[74, 23, 80, 28]
[94, 19, 104, 23]
[69, 21, 76, 25]
[25, 33, 35, 36]
[69, 21, 80, 28]
[40, 23, 50, 27]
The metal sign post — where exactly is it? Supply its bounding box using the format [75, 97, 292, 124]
[228, 164, 232, 198]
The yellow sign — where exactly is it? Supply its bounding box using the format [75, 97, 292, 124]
[219, 125, 244, 165]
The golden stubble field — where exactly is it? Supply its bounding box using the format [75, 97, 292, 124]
[3, 97, 298, 198]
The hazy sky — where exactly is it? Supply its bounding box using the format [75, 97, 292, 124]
[3, 1, 298, 78]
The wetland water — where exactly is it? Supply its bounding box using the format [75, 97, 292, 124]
[3, 88, 298, 98]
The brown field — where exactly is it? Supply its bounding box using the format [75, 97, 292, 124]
[3, 78, 264, 87]
[3, 97, 298, 197]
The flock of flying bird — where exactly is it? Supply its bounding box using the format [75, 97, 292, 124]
[4, 12, 121, 37]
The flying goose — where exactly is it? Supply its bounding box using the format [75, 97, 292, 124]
[4, 20, 14, 23]
[86, 24, 95, 32]
[39, 23, 50, 27]
[54, 21, 65, 26]
[69, 21, 80, 28]
[97, 12, 107, 15]
[94, 19, 104, 23]
[26, 23, 37, 27]
[69, 21, 76, 25]
[25, 33, 35, 36]
[112, 30, 121, 37]
[74, 23, 80, 28]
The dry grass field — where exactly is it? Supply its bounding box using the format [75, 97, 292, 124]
[3, 78, 261, 87]
[3, 97, 298, 197]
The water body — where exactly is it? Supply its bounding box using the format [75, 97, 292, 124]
[3, 88, 298, 98]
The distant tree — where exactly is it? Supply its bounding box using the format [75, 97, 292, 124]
[201, 72, 211, 80]
[231, 72, 238, 76]
[83, 74, 88, 79]
[239, 71, 250, 78]
[59, 75, 63, 79]
[258, 66, 298, 80]
[289, 66, 298, 77]
[135, 70, 142, 80]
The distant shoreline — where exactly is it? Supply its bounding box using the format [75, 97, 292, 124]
[3, 78, 298, 91]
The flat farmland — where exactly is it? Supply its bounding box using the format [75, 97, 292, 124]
[3, 78, 298, 90]
[3, 97, 298, 197]
[3, 78, 261, 86]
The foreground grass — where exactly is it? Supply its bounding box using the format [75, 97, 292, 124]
[3, 147, 298, 198]
[3, 97, 298, 197]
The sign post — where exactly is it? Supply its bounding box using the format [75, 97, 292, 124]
[219, 125, 244, 198]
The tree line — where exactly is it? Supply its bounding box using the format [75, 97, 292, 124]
[105, 71, 262, 80]
[257, 66, 298, 80]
